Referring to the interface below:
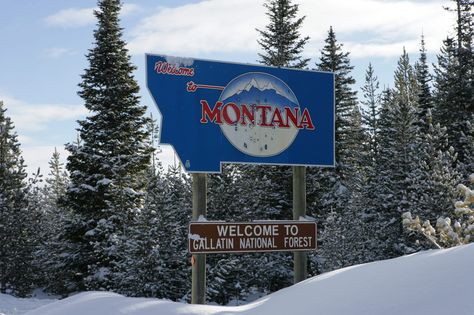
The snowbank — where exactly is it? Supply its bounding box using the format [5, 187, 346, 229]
[19, 244, 474, 315]
[0, 293, 55, 315]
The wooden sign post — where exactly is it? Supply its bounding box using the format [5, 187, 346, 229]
[191, 173, 207, 305]
[293, 165, 307, 283]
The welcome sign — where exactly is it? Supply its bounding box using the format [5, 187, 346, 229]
[147, 54, 334, 173]
[189, 221, 317, 254]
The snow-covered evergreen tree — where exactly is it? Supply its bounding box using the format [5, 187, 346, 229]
[317, 27, 362, 180]
[117, 163, 166, 298]
[433, 0, 473, 162]
[24, 170, 45, 290]
[403, 173, 474, 248]
[408, 111, 460, 224]
[414, 34, 433, 133]
[61, 0, 153, 291]
[157, 166, 191, 301]
[44, 148, 69, 204]
[206, 165, 248, 303]
[35, 149, 71, 294]
[361, 63, 381, 163]
[230, 0, 312, 293]
[0, 101, 37, 296]
[459, 117, 474, 177]
[408, 110, 460, 250]
[308, 27, 369, 273]
[358, 65, 385, 251]
[207, 257, 244, 305]
[256, 0, 310, 68]
[372, 49, 420, 257]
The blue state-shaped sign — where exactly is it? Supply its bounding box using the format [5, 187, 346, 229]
[146, 54, 334, 173]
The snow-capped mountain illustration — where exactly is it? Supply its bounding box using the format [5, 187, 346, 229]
[236, 77, 290, 100]
[223, 85, 298, 109]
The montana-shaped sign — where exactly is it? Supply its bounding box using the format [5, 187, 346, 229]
[146, 54, 334, 173]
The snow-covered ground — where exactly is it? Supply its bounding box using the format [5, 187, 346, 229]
[2, 244, 473, 315]
[0, 292, 56, 315]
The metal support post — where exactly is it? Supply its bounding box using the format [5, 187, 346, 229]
[191, 173, 207, 304]
[292, 165, 307, 283]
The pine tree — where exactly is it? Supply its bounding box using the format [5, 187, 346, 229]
[207, 164, 248, 298]
[44, 148, 69, 203]
[24, 170, 45, 290]
[157, 166, 191, 300]
[36, 149, 70, 294]
[361, 63, 381, 162]
[359, 65, 383, 230]
[373, 49, 420, 257]
[415, 34, 433, 133]
[390, 49, 420, 213]
[459, 117, 474, 177]
[117, 164, 166, 298]
[207, 257, 244, 305]
[61, 0, 153, 291]
[256, 0, 310, 68]
[402, 173, 474, 248]
[433, 0, 473, 162]
[311, 27, 361, 215]
[0, 101, 36, 296]
[408, 111, 460, 224]
[230, 0, 312, 293]
[317, 27, 362, 179]
[308, 27, 368, 273]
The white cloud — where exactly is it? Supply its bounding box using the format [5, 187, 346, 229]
[122, 3, 141, 16]
[45, 3, 142, 28]
[44, 47, 77, 58]
[0, 91, 87, 175]
[0, 94, 84, 177]
[128, 0, 454, 59]
[128, 0, 266, 56]
[45, 7, 95, 28]
[0, 94, 88, 132]
[299, 0, 453, 57]
[345, 40, 419, 59]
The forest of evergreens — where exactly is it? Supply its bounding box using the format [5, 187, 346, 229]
[0, 0, 472, 305]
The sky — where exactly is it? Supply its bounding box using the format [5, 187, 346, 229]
[0, 0, 457, 176]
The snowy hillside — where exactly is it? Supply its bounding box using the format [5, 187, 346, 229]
[14, 244, 474, 315]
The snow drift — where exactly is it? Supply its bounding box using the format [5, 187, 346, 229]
[24, 244, 474, 315]
[0, 293, 55, 315]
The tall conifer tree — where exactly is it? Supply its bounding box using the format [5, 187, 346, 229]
[374, 49, 420, 257]
[308, 27, 368, 273]
[433, 0, 473, 162]
[257, 0, 310, 68]
[62, 0, 153, 291]
[37, 149, 70, 294]
[415, 35, 433, 133]
[361, 63, 381, 162]
[237, 0, 311, 292]
[408, 111, 460, 224]
[0, 101, 36, 296]
[317, 27, 362, 179]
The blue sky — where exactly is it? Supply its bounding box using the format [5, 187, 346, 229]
[0, 0, 456, 175]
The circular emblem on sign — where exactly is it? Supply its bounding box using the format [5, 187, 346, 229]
[218, 72, 300, 157]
